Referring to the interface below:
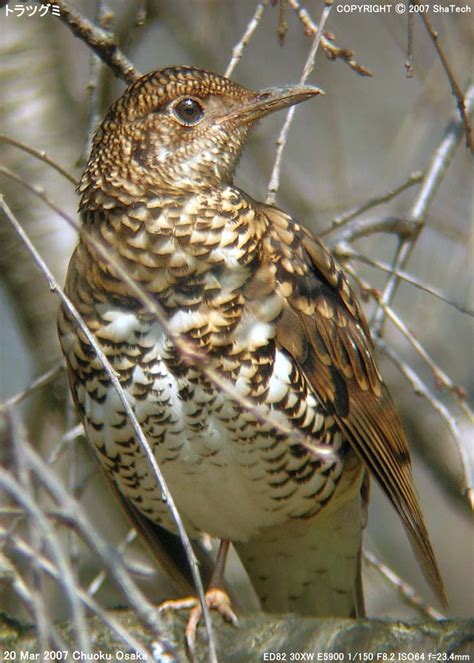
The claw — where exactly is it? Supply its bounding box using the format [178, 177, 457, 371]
[159, 587, 238, 655]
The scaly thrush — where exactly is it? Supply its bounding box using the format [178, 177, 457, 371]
[58, 66, 446, 635]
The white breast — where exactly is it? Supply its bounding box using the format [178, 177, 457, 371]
[78, 307, 344, 541]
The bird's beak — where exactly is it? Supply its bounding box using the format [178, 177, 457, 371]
[220, 84, 324, 125]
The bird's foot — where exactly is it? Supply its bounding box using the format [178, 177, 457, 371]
[158, 588, 238, 654]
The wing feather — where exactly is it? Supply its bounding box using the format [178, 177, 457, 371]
[264, 205, 447, 605]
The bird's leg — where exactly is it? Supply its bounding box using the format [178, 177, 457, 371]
[158, 539, 237, 652]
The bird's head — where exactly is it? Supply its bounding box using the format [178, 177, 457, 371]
[80, 66, 322, 200]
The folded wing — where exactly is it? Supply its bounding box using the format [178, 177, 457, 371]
[263, 204, 446, 606]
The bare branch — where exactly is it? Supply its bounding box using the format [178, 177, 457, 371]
[415, 2, 473, 151]
[375, 338, 473, 511]
[405, 9, 414, 78]
[4, 363, 65, 408]
[289, 0, 372, 77]
[0, 468, 91, 653]
[24, 444, 166, 635]
[364, 550, 445, 620]
[2, 529, 151, 659]
[6, 406, 52, 654]
[343, 265, 472, 511]
[325, 215, 418, 246]
[379, 301, 471, 407]
[372, 83, 474, 335]
[82, 1, 115, 161]
[338, 246, 473, 317]
[225, 1, 269, 78]
[321, 172, 424, 235]
[40, 0, 140, 83]
[266, 2, 332, 204]
[84, 54, 106, 162]
[0, 551, 69, 652]
[0, 134, 78, 185]
[275, 0, 288, 45]
[47, 423, 84, 465]
[87, 530, 137, 597]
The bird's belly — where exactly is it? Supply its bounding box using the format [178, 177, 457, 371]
[82, 374, 345, 541]
[156, 425, 339, 541]
[72, 314, 346, 541]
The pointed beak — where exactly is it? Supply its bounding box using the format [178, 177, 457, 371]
[220, 84, 324, 125]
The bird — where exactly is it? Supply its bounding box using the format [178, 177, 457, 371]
[58, 65, 446, 645]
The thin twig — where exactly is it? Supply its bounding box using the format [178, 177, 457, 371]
[275, 0, 288, 45]
[6, 406, 51, 654]
[2, 528, 152, 659]
[4, 363, 65, 407]
[0, 507, 74, 519]
[415, 2, 473, 151]
[24, 444, 166, 633]
[0, 134, 78, 185]
[47, 423, 84, 464]
[375, 338, 473, 511]
[83, 1, 111, 161]
[322, 172, 423, 234]
[40, 0, 139, 83]
[344, 265, 473, 511]
[225, 1, 269, 78]
[84, 53, 105, 162]
[0, 470, 91, 654]
[289, 0, 372, 77]
[87, 529, 137, 597]
[364, 549, 445, 620]
[338, 246, 474, 317]
[266, 2, 332, 203]
[372, 83, 474, 335]
[325, 215, 417, 246]
[379, 300, 471, 407]
[0, 551, 69, 652]
[405, 8, 414, 78]
[66, 404, 80, 571]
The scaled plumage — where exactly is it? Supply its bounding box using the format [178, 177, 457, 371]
[58, 66, 445, 622]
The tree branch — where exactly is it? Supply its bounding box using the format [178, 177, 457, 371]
[225, 1, 269, 78]
[289, 0, 372, 77]
[41, 0, 140, 83]
[266, 1, 332, 203]
[415, 1, 473, 151]
[372, 83, 474, 334]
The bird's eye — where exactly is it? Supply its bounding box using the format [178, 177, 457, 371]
[172, 98, 205, 126]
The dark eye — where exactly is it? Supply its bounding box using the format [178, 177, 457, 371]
[172, 97, 204, 126]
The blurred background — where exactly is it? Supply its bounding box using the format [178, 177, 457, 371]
[1, 0, 472, 644]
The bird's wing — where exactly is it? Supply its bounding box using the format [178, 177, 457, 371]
[262, 204, 446, 606]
